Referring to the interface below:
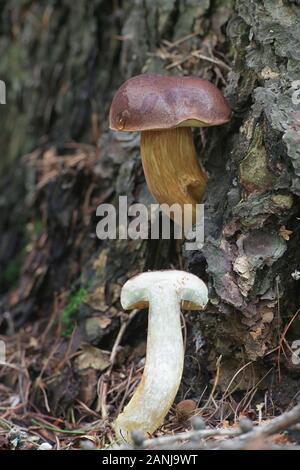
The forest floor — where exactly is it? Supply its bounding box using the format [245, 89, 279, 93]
[1, 312, 300, 450]
[0, 145, 300, 451]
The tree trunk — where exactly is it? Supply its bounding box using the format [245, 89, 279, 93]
[0, 0, 299, 415]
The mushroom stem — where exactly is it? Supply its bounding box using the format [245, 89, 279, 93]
[140, 127, 207, 224]
[114, 270, 208, 443]
[114, 288, 183, 442]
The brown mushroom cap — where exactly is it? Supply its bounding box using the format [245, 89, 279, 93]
[109, 74, 231, 132]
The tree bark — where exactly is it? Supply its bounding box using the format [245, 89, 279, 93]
[0, 0, 300, 413]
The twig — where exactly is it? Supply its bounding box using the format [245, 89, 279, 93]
[116, 403, 300, 450]
[97, 310, 139, 418]
[191, 51, 231, 71]
[140, 426, 241, 449]
[202, 355, 222, 410]
[216, 403, 300, 450]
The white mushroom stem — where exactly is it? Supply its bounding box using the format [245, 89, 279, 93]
[114, 270, 208, 443]
[115, 287, 183, 442]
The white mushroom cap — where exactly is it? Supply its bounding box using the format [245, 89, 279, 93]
[121, 270, 208, 311]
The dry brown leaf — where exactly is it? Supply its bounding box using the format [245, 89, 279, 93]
[250, 328, 262, 340]
[279, 225, 293, 240]
[74, 344, 110, 371]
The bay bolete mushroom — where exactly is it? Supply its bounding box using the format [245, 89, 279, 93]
[109, 74, 231, 224]
[114, 270, 208, 442]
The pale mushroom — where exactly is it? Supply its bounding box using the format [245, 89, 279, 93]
[114, 270, 208, 442]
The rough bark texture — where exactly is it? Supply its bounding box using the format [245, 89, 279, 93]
[187, 0, 300, 403]
[0, 0, 300, 414]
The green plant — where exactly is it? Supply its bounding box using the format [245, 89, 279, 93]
[60, 287, 88, 338]
[0, 259, 22, 293]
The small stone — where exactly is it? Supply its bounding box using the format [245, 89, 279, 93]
[191, 416, 206, 431]
[79, 439, 97, 450]
[239, 418, 253, 433]
[38, 442, 52, 450]
[131, 430, 145, 447]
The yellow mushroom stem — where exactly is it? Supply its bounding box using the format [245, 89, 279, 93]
[140, 127, 208, 225]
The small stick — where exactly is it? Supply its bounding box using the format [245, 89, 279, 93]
[97, 310, 139, 418]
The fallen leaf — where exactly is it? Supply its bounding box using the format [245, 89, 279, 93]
[74, 344, 110, 371]
[250, 328, 262, 340]
[279, 225, 293, 241]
